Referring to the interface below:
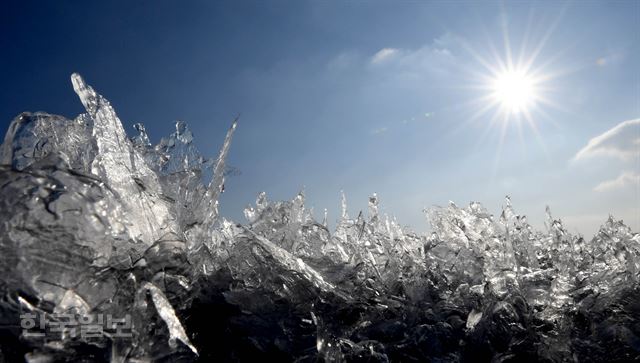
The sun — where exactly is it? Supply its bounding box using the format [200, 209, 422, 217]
[452, 9, 570, 172]
[491, 69, 537, 114]
[458, 10, 566, 136]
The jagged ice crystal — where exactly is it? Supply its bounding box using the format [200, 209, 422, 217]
[0, 75, 638, 362]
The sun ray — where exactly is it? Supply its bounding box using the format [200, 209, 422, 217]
[515, 113, 527, 156]
[491, 112, 511, 181]
[474, 105, 507, 152]
[522, 108, 551, 162]
[521, 3, 568, 74]
[499, 7, 515, 71]
[517, 7, 536, 71]
[458, 36, 502, 77]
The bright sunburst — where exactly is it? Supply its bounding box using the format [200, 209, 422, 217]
[491, 69, 537, 114]
[456, 8, 569, 168]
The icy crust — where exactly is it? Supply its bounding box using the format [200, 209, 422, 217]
[0, 75, 638, 362]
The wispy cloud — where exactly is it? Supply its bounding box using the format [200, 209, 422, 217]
[594, 171, 640, 192]
[335, 34, 461, 74]
[573, 118, 640, 162]
[334, 34, 456, 136]
[370, 48, 400, 65]
[367, 34, 459, 77]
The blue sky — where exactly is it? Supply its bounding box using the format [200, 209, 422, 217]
[1, 1, 638, 236]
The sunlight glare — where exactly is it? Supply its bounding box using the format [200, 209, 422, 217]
[491, 70, 536, 114]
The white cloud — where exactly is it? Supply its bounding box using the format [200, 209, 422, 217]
[573, 118, 640, 161]
[594, 171, 640, 192]
[370, 45, 456, 71]
[362, 44, 459, 92]
[369, 33, 459, 67]
[370, 48, 400, 64]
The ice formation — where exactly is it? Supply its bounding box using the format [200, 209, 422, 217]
[0, 75, 638, 362]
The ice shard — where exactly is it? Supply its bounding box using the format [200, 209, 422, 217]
[137, 282, 198, 355]
[71, 73, 177, 244]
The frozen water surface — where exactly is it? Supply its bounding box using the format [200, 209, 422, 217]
[0, 75, 638, 362]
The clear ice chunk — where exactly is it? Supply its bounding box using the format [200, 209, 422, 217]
[71, 73, 176, 244]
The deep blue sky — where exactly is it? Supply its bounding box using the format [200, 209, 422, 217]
[1, 1, 638, 236]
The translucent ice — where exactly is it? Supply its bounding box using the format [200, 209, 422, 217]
[0, 75, 638, 362]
